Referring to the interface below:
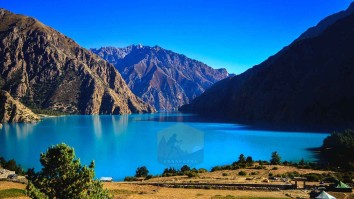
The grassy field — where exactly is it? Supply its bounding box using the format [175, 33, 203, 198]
[0, 181, 27, 199]
[0, 189, 26, 199]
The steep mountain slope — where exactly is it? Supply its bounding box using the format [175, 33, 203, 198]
[0, 9, 154, 114]
[0, 90, 40, 123]
[91, 45, 228, 111]
[296, 2, 354, 41]
[181, 4, 354, 127]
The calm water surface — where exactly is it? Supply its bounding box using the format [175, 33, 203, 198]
[0, 113, 329, 180]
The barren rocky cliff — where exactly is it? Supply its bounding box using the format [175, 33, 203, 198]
[0, 90, 40, 123]
[0, 9, 154, 115]
[91, 45, 228, 111]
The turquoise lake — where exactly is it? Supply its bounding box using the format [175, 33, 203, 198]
[0, 113, 329, 181]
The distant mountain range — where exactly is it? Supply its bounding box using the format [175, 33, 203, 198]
[0, 8, 153, 121]
[91, 45, 228, 111]
[181, 2, 354, 128]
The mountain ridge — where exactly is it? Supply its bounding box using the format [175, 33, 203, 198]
[180, 3, 354, 128]
[0, 8, 154, 115]
[296, 2, 354, 41]
[91, 45, 228, 111]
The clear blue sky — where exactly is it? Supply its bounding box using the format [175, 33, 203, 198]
[0, 0, 352, 74]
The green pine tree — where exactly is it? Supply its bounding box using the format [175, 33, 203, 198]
[26, 143, 111, 199]
[270, 151, 281, 165]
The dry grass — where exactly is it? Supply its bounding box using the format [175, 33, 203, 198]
[0, 165, 353, 199]
[145, 165, 334, 185]
[103, 182, 354, 199]
[1, 181, 352, 199]
[103, 183, 293, 199]
[102, 165, 352, 199]
[0, 181, 26, 191]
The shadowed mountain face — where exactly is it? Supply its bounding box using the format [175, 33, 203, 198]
[0, 9, 154, 114]
[181, 4, 354, 128]
[91, 45, 228, 111]
[296, 2, 354, 42]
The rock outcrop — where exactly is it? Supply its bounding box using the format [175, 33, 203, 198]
[0, 90, 40, 123]
[0, 168, 16, 179]
[180, 3, 354, 128]
[91, 45, 228, 111]
[0, 9, 154, 115]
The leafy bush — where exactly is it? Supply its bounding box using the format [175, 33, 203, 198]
[187, 171, 199, 178]
[270, 151, 281, 165]
[284, 171, 300, 178]
[238, 154, 246, 164]
[225, 165, 233, 170]
[255, 165, 266, 170]
[238, 171, 247, 176]
[328, 171, 354, 183]
[246, 156, 254, 167]
[162, 167, 181, 176]
[323, 177, 337, 183]
[250, 171, 259, 175]
[124, 176, 136, 182]
[135, 166, 149, 177]
[304, 173, 323, 182]
[181, 165, 191, 173]
[211, 166, 223, 172]
[321, 129, 354, 169]
[282, 161, 291, 165]
[233, 154, 254, 168]
[259, 160, 269, 165]
[198, 168, 208, 173]
[0, 157, 25, 175]
[211, 164, 240, 171]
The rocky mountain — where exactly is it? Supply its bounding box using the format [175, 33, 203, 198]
[180, 3, 354, 128]
[91, 45, 228, 111]
[0, 9, 154, 115]
[0, 90, 40, 123]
